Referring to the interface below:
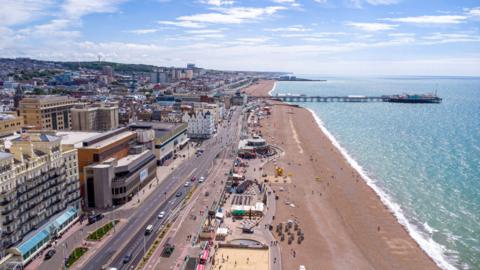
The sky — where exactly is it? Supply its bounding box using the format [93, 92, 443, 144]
[0, 0, 479, 76]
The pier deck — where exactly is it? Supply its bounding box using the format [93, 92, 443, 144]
[252, 95, 386, 102]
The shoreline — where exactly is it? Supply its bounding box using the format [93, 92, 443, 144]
[243, 79, 441, 270]
[305, 107, 455, 270]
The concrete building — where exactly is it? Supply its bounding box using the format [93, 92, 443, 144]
[0, 113, 23, 137]
[186, 111, 215, 139]
[231, 92, 247, 106]
[0, 133, 80, 265]
[19, 96, 78, 130]
[71, 103, 119, 131]
[151, 69, 167, 84]
[129, 122, 189, 165]
[84, 148, 156, 208]
[77, 128, 137, 204]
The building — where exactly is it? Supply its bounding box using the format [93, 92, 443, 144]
[0, 133, 80, 265]
[151, 69, 167, 84]
[19, 96, 78, 130]
[77, 128, 137, 204]
[0, 113, 23, 137]
[102, 65, 114, 77]
[129, 122, 189, 165]
[186, 111, 215, 139]
[71, 103, 119, 131]
[231, 92, 247, 106]
[84, 148, 156, 208]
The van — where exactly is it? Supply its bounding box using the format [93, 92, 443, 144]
[145, 224, 153, 235]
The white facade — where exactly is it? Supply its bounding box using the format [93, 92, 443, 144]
[186, 111, 215, 139]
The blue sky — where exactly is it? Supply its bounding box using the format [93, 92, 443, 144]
[0, 0, 479, 75]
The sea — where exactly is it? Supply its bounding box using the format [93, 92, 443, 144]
[271, 76, 480, 270]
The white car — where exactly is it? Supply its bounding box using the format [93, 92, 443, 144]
[299, 266, 306, 270]
[158, 211, 165, 219]
[184, 182, 190, 187]
[199, 176, 205, 183]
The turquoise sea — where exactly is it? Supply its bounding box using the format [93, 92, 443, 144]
[272, 76, 480, 270]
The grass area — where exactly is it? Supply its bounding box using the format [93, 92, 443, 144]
[66, 247, 88, 268]
[87, 220, 119, 241]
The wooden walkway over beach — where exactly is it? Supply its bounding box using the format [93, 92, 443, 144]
[251, 95, 386, 102]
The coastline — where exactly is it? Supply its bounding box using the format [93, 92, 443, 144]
[243, 80, 441, 270]
[305, 108, 455, 270]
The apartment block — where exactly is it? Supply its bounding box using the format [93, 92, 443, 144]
[71, 103, 119, 131]
[0, 133, 80, 265]
[19, 96, 78, 130]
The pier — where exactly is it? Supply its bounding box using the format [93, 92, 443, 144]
[251, 95, 386, 102]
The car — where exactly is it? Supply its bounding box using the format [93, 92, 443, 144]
[184, 182, 190, 187]
[158, 211, 165, 219]
[199, 176, 205, 183]
[175, 191, 182, 197]
[122, 253, 132, 264]
[88, 213, 104, 224]
[299, 266, 306, 270]
[190, 176, 197, 182]
[44, 249, 56, 260]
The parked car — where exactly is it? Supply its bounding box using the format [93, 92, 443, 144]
[44, 249, 56, 260]
[158, 211, 166, 219]
[199, 176, 205, 183]
[184, 182, 190, 187]
[190, 176, 197, 182]
[175, 191, 182, 197]
[88, 213, 104, 224]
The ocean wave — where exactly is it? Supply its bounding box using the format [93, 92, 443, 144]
[268, 81, 277, 96]
[305, 107, 458, 270]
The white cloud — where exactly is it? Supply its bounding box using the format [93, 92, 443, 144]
[313, 0, 327, 3]
[126, 29, 159, 34]
[271, 0, 301, 7]
[185, 29, 224, 34]
[176, 6, 287, 24]
[383, 15, 467, 24]
[265, 25, 311, 32]
[347, 22, 397, 31]
[421, 32, 480, 44]
[199, 0, 234, 6]
[0, 0, 53, 26]
[62, 0, 127, 18]
[158, 20, 206, 28]
[466, 7, 480, 17]
[364, 0, 400, 5]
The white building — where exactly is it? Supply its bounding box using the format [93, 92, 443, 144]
[186, 111, 215, 139]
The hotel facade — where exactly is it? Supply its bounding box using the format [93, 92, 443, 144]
[0, 133, 80, 266]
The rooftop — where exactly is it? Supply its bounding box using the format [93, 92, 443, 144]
[82, 131, 135, 149]
[56, 131, 101, 148]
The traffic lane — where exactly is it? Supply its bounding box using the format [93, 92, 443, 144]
[111, 146, 222, 268]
